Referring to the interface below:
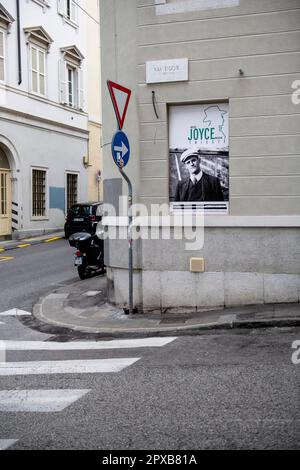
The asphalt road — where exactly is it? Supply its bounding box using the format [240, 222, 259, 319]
[0, 241, 299, 450]
[0, 323, 299, 450]
[0, 239, 77, 313]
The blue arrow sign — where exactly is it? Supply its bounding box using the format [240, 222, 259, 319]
[111, 131, 130, 168]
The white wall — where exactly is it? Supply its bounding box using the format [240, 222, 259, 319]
[1, 0, 88, 130]
[0, 0, 90, 236]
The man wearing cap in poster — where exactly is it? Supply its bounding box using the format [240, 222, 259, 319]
[175, 149, 224, 202]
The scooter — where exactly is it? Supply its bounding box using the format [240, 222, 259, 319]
[69, 232, 105, 280]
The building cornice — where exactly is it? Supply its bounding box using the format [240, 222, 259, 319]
[0, 106, 89, 139]
[1, 82, 88, 117]
[24, 26, 53, 51]
[0, 3, 14, 30]
[60, 45, 84, 66]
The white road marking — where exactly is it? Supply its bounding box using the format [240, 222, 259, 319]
[84, 291, 102, 297]
[3, 337, 177, 351]
[0, 389, 90, 412]
[0, 439, 18, 450]
[0, 308, 31, 317]
[0, 341, 5, 363]
[0, 358, 140, 376]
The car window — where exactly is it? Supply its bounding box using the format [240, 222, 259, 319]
[70, 205, 91, 216]
[95, 204, 103, 216]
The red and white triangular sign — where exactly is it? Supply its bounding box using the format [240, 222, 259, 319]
[107, 80, 132, 130]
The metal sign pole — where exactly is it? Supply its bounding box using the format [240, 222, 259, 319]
[107, 80, 133, 315]
[118, 166, 133, 315]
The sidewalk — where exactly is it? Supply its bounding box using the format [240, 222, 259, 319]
[0, 231, 64, 252]
[33, 275, 300, 337]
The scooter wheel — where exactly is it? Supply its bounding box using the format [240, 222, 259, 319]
[78, 265, 90, 280]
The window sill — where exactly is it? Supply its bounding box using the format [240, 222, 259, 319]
[32, 0, 50, 8]
[60, 14, 79, 29]
[29, 91, 47, 99]
[2, 83, 88, 117]
[31, 217, 49, 221]
[61, 102, 84, 112]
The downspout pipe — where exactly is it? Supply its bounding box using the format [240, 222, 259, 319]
[16, 0, 22, 85]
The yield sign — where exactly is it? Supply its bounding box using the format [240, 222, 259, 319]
[107, 80, 132, 130]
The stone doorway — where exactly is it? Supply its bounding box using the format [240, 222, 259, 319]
[0, 146, 12, 238]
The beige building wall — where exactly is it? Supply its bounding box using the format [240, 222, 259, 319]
[88, 121, 102, 201]
[136, 0, 300, 214]
[86, 0, 103, 202]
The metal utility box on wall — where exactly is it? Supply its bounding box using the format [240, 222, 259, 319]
[190, 258, 205, 273]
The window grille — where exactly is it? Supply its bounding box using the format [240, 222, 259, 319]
[0, 173, 7, 216]
[32, 169, 46, 217]
[67, 173, 78, 211]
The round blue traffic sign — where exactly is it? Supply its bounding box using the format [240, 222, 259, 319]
[111, 131, 130, 169]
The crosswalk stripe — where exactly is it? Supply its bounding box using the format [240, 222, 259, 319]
[0, 358, 140, 376]
[0, 439, 18, 450]
[3, 337, 177, 351]
[0, 309, 32, 317]
[0, 390, 90, 412]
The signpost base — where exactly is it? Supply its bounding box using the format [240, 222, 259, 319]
[119, 167, 134, 316]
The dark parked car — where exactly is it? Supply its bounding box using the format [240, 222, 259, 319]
[64, 202, 102, 239]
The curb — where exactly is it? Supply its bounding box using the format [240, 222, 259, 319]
[0, 236, 63, 253]
[33, 298, 300, 338]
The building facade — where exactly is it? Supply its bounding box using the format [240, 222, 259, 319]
[85, 0, 102, 204]
[100, 0, 300, 311]
[0, 0, 89, 239]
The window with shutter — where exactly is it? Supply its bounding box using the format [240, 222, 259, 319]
[24, 27, 52, 97]
[58, 0, 78, 25]
[30, 45, 46, 96]
[67, 65, 77, 107]
[60, 46, 84, 110]
[58, 0, 67, 15]
[0, 30, 5, 82]
[59, 59, 67, 104]
[68, 0, 77, 22]
[78, 67, 84, 110]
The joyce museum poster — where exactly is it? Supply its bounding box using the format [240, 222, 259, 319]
[169, 103, 229, 213]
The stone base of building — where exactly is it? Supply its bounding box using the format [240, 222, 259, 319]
[107, 267, 300, 313]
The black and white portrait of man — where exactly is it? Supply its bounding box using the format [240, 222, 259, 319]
[175, 149, 224, 202]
